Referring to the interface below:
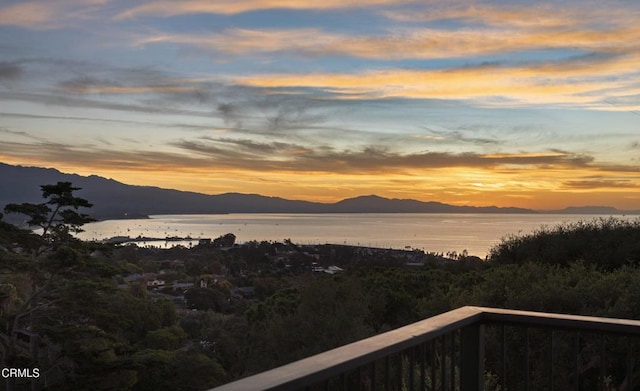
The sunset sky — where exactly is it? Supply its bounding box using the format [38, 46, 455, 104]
[1, 0, 640, 210]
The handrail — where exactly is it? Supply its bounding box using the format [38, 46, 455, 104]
[208, 306, 640, 391]
[210, 306, 484, 391]
[478, 306, 640, 335]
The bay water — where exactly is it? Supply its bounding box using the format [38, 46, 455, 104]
[78, 213, 638, 258]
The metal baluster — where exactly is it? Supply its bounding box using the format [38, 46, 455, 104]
[628, 336, 633, 391]
[451, 332, 456, 391]
[409, 347, 415, 391]
[600, 333, 606, 391]
[370, 360, 376, 391]
[398, 353, 403, 391]
[525, 327, 530, 391]
[575, 332, 580, 391]
[385, 355, 390, 391]
[431, 340, 436, 391]
[501, 324, 506, 391]
[420, 343, 426, 391]
[550, 330, 554, 391]
[442, 336, 448, 391]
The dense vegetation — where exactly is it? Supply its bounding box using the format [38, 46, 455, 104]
[2, 183, 640, 389]
[489, 217, 640, 269]
[0, 184, 221, 391]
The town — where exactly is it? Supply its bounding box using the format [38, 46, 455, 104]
[111, 233, 476, 311]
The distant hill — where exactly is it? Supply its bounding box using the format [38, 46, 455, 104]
[0, 163, 322, 220]
[539, 206, 634, 215]
[330, 195, 532, 214]
[1, 162, 637, 221]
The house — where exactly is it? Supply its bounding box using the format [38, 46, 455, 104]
[312, 265, 344, 274]
[147, 279, 166, 287]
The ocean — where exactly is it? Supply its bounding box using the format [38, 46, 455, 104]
[77, 213, 638, 258]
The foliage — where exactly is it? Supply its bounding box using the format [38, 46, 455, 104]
[243, 276, 374, 372]
[132, 349, 224, 391]
[212, 233, 236, 247]
[180, 311, 250, 379]
[488, 217, 640, 269]
[0, 183, 223, 390]
[5, 182, 94, 244]
[142, 325, 187, 350]
[0, 183, 119, 390]
[184, 286, 228, 312]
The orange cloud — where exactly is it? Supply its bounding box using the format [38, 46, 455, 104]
[235, 63, 640, 109]
[133, 29, 330, 55]
[133, 23, 640, 60]
[132, 18, 640, 110]
[383, 2, 638, 29]
[129, 0, 640, 61]
[116, 0, 418, 19]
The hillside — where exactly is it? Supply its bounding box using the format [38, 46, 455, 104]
[3, 162, 636, 220]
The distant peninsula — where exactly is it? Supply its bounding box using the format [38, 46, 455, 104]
[1, 162, 638, 220]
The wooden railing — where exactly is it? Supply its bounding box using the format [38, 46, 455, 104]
[209, 306, 640, 391]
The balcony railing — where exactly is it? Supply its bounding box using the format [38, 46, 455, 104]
[210, 306, 640, 391]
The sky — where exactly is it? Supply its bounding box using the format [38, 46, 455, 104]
[1, 0, 640, 210]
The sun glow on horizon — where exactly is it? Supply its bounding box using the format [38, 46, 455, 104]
[3, 155, 639, 211]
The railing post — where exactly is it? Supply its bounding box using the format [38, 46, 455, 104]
[461, 324, 485, 391]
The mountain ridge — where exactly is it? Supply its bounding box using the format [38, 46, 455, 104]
[1, 162, 638, 220]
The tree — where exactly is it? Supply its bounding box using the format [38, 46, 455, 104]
[213, 233, 236, 248]
[4, 182, 94, 251]
[0, 182, 120, 390]
[184, 287, 228, 312]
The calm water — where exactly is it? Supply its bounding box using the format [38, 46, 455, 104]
[78, 213, 638, 257]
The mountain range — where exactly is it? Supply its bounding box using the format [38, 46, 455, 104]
[1, 162, 638, 221]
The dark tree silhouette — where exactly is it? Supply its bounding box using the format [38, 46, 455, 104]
[0, 182, 110, 391]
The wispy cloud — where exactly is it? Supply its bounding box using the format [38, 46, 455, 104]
[128, 0, 640, 64]
[235, 55, 640, 109]
[0, 135, 599, 175]
[127, 10, 640, 110]
[134, 22, 640, 60]
[416, 127, 500, 146]
[0, 91, 218, 118]
[382, 2, 637, 29]
[0, 111, 221, 131]
[563, 179, 640, 189]
[0, 127, 34, 139]
[1, 67, 353, 138]
[116, 0, 417, 19]
[0, 0, 109, 29]
[57, 76, 201, 95]
[171, 137, 596, 173]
